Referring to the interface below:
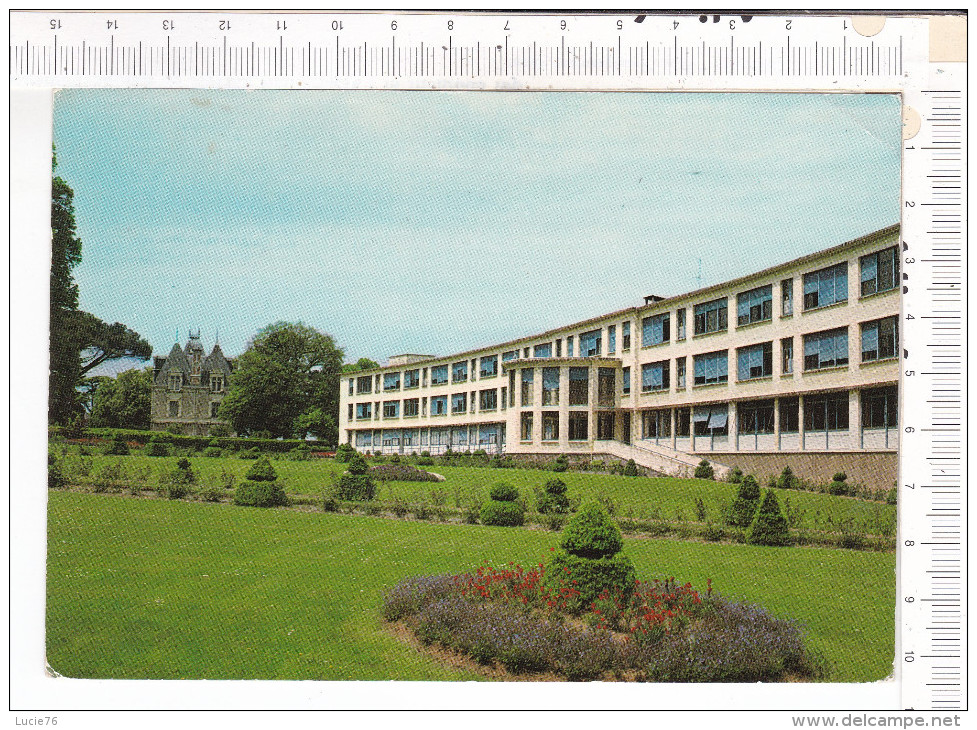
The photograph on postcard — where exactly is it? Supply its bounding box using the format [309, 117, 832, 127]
[46, 88, 900, 683]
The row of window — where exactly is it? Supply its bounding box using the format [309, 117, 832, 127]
[639, 387, 897, 438]
[351, 387, 506, 421]
[166, 401, 222, 418]
[166, 373, 225, 393]
[519, 411, 591, 442]
[352, 424, 504, 449]
[347, 247, 899, 398]
[632, 317, 897, 394]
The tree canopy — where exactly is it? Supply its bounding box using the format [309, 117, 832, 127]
[342, 357, 380, 373]
[49, 149, 152, 425]
[90, 367, 152, 430]
[219, 321, 345, 443]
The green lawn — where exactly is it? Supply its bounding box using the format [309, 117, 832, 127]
[47, 491, 895, 682]
[62, 453, 895, 532]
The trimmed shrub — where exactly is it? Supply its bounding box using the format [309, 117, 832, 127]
[538, 478, 570, 514]
[336, 474, 376, 501]
[199, 485, 225, 503]
[729, 475, 761, 527]
[479, 500, 525, 527]
[239, 447, 261, 459]
[145, 438, 170, 457]
[490, 453, 515, 469]
[727, 466, 744, 484]
[551, 454, 569, 473]
[777, 465, 798, 490]
[322, 494, 340, 512]
[335, 443, 356, 463]
[693, 459, 714, 480]
[828, 472, 850, 496]
[547, 551, 637, 613]
[560, 502, 624, 559]
[234, 479, 288, 508]
[747, 490, 791, 546]
[288, 445, 312, 461]
[416, 455, 436, 466]
[104, 436, 130, 456]
[886, 488, 898, 506]
[489, 482, 519, 502]
[347, 452, 369, 475]
[244, 457, 277, 482]
[209, 424, 232, 438]
[622, 459, 640, 477]
[202, 446, 223, 458]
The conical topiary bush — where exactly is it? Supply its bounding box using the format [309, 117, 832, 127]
[480, 482, 525, 526]
[543, 502, 636, 612]
[747, 489, 791, 546]
[729, 474, 762, 527]
[235, 456, 288, 507]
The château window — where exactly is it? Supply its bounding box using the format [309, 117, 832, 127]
[676, 357, 686, 388]
[566, 336, 574, 357]
[676, 308, 687, 340]
[168, 373, 182, 392]
[168, 401, 179, 417]
[348, 379, 354, 396]
[502, 350, 518, 362]
[622, 366, 631, 395]
[860, 247, 899, 296]
[803, 262, 848, 310]
[693, 298, 728, 335]
[210, 375, 223, 393]
[862, 386, 897, 429]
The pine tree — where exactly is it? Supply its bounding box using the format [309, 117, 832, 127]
[747, 489, 791, 546]
[729, 474, 761, 527]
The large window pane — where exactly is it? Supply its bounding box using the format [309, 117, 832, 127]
[736, 285, 773, 326]
[803, 262, 848, 310]
[693, 350, 728, 385]
[736, 342, 773, 380]
[803, 328, 849, 370]
[693, 298, 728, 335]
[569, 367, 589, 405]
[542, 367, 560, 406]
[642, 313, 670, 347]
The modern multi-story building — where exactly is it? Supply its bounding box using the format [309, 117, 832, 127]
[338, 225, 900, 488]
[151, 331, 234, 436]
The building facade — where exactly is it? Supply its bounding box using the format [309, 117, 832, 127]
[338, 225, 900, 487]
[150, 332, 234, 437]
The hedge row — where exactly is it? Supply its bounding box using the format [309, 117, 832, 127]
[54, 426, 322, 453]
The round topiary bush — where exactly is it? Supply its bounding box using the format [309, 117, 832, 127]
[747, 489, 791, 546]
[538, 478, 570, 514]
[693, 459, 714, 480]
[622, 459, 640, 477]
[480, 483, 525, 526]
[336, 473, 376, 501]
[828, 472, 849, 496]
[335, 443, 355, 463]
[777, 465, 798, 490]
[489, 482, 519, 502]
[245, 457, 277, 482]
[234, 479, 289, 508]
[727, 466, 744, 484]
[729, 475, 761, 527]
[544, 502, 635, 611]
[551, 454, 569, 473]
[559, 502, 623, 558]
[347, 452, 369, 475]
[479, 500, 525, 527]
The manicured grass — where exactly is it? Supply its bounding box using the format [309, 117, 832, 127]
[62, 452, 895, 532]
[47, 491, 894, 681]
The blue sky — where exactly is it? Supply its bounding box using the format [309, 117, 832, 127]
[54, 90, 900, 367]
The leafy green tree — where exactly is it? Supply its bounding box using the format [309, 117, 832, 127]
[49, 149, 151, 424]
[341, 357, 380, 373]
[219, 321, 345, 442]
[90, 368, 152, 429]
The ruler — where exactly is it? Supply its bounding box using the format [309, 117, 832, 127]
[11, 9, 966, 711]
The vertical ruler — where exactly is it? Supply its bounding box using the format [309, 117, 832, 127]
[901, 83, 967, 711]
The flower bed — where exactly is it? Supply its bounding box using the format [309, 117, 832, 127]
[384, 560, 820, 682]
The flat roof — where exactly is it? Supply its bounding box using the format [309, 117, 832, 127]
[350, 223, 899, 376]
